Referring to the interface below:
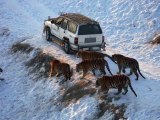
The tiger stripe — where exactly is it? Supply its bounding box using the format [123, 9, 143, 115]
[49, 60, 73, 81]
[76, 58, 113, 78]
[96, 74, 137, 97]
[112, 54, 145, 80]
[76, 51, 116, 63]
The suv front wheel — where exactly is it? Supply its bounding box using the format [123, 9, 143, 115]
[46, 27, 51, 41]
[64, 42, 70, 54]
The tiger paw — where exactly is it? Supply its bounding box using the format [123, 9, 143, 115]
[49, 74, 52, 78]
[114, 92, 121, 95]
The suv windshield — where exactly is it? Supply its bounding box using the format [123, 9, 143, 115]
[78, 24, 102, 35]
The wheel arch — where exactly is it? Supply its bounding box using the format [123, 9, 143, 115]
[63, 37, 69, 43]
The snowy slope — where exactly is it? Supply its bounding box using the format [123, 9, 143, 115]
[0, 0, 160, 120]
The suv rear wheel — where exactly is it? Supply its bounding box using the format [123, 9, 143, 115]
[64, 42, 70, 54]
[46, 27, 51, 41]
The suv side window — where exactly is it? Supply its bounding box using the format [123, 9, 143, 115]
[68, 22, 77, 33]
[60, 19, 68, 30]
[55, 17, 63, 25]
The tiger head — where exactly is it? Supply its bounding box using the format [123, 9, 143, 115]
[112, 54, 118, 61]
[76, 51, 83, 58]
[112, 54, 123, 63]
[96, 77, 102, 87]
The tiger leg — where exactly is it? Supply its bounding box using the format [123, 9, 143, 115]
[100, 68, 106, 75]
[65, 75, 68, 81]
[104, 89, 109, 95]
[122, 67, 126, 73]
[92, 69, 96, 75]
[49, 70, 55, 77]
[81, 69, 87, 78]
[117, 64, 122, 74]
[122, 87, 128, 95]
[49, 62, 53, 77]
[127, 69, 133, 76]
[133, 69, 139, 80]
[115, 86, 122, 95]
[101, 86, 109, 95]
[56, 73, 62, 77]
[66, 73, 71, 81]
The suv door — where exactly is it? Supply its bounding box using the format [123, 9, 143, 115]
[78, 24, 103, 46]
[51, 17, 63, 38]
[59, 19, 68, 40]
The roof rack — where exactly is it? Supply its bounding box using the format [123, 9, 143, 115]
[60, 13, 98, 25]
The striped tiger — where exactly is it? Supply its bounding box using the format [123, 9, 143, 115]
[76, 58, 112, 78]
[112, 54, 145, 80]
[76, 51, 116, 63]
[49, 60, 73, 81]
[96, 74, 137, 97]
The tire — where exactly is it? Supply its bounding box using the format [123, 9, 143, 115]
[64, 42, 70, 54]
[46, 27, 51, 41]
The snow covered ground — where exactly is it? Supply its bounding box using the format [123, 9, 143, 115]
[0, 0, 160, 120]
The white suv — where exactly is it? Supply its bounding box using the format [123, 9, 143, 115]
[44, 13, 104, 53]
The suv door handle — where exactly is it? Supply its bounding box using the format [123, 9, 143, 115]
[69, 35, 73, 38]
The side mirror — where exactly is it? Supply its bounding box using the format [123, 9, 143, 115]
[48, 16, 51, 20]
[51, 20, 55, 24]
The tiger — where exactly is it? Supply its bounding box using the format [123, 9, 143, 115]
[76, 58, 113, 78]
[76, 51, 116, 63]
[96, 74, 137, 97]
[112, 54, 145, 80]
[49, 60, 73, 81]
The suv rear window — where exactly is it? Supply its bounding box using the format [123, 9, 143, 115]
[68, 22, 77, 33]
[78, 24, 102, 35]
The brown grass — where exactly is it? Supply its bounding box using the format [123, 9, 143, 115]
[25, 51, 55, 79]
[10, 42, 55, 79]
[60, 80, 96, 106]
[11, 43, 34, 53]
[96, 94, 127, 119]
[96, 102, 127, 119]
[150, 34, 160, 45]
[0, 27, 10, 37]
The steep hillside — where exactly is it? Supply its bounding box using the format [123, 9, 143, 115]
[0, 0, 160, 120]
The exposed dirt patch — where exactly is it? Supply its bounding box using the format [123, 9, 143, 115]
[25, 51, 55, 79]
[150, 34, 160, 45]
[10, 42, 54, 79]
[11, 43, 34, 53]
[60, 80, 96, 106]
[95, 94, 127, 120]
[0, 27, 10, 37]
